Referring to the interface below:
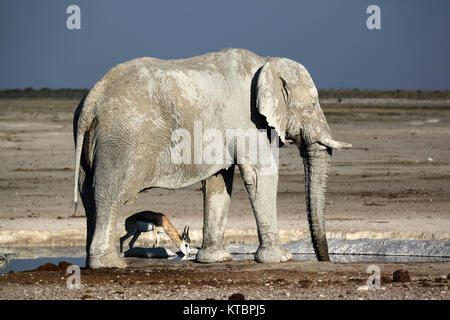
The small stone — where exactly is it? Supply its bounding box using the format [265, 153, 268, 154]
[393, 269, 411, 282]
[381, 275, 392, 284]
[298, 280, 311, 288]
[357, 285, 369, 291]
[229, 293, 245, 300]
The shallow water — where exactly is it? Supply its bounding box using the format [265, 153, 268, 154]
[231, 253, 450, 263]
[0, 257, 86, 274]
[1, 238, 449, 274]
[1, 253, 449, 274]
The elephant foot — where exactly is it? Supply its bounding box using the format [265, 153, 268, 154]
[254, 245, 292, 263]
[196, 248, 232, 263]
[87, 251, 127, 269]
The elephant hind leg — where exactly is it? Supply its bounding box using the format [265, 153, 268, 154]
[196, 166, 235, 263]
[87, 150, 145, 268]
[81, 169, 128, 268]
[88, 200, 127, 269]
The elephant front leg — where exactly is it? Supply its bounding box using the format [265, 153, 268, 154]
[239, 164, 292, 263]
[196, 167, 235, 263]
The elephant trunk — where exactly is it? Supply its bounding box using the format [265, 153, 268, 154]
[301, 146, 332, 261]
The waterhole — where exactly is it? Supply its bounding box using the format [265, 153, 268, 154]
[1, 238, 448, 273]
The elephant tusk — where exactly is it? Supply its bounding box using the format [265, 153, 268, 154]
[319, 137, 352, 150]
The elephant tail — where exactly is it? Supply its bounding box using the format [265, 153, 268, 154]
[73, 125, 85, 213]
[73, 89, 101, 213]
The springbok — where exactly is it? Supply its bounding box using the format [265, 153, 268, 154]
[119, 211, 191, 256]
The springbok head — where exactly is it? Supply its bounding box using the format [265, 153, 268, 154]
[180, 226, 191, 257]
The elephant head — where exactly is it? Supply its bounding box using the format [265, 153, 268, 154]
[256, 58, 351, 261]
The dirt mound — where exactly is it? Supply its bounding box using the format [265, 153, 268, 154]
[35, 261, 72, 272]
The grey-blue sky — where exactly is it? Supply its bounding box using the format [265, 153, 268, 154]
[1, 0, 449, 90]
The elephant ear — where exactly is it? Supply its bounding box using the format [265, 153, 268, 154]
[256, 59, 288, 143]
[256, 58, 303, 144]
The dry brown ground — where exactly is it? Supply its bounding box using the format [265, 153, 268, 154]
[0, 259, 449, 300]
[0, 97, 449, 299]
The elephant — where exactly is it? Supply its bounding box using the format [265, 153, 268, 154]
[73, 48, 351, 268]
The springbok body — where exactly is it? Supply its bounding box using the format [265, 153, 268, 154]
[119, 211, 190, 256]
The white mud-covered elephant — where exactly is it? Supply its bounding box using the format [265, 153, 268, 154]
[73, 48, 351, 268]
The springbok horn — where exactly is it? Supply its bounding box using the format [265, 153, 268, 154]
[319, 137, 352, 149]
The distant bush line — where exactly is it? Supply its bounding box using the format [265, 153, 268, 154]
[0, 88, 89, 99]
[319, 89, 450, 100]
[1, 88, 449, 100]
